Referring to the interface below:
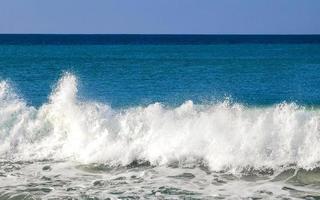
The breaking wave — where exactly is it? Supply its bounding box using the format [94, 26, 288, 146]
[1, 73, 320, 172]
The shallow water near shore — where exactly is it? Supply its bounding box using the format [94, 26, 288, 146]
[2, 160, 320, 199]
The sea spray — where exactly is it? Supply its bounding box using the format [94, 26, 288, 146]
[1, 73, 320, 173]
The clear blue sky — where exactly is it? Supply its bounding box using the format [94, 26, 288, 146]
[0, 0, 319, 34]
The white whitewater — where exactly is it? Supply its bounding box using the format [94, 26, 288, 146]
[1, 73, 320, 173]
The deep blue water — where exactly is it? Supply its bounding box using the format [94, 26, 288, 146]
[1, 34, 320, 45]
[0, 35, 320, 107]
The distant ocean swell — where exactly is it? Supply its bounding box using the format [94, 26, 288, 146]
[1, 73, 320, 173]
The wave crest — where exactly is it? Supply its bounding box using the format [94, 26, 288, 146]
[1, 73, 320, 172]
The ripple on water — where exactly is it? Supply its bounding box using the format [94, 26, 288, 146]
[0, 192, 35, 200]
[168, 172, 196, 180]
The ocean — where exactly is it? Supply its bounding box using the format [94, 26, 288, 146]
[1, 34, 320, 199]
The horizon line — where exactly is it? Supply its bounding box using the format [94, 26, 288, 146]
[0, 33, 320, 36]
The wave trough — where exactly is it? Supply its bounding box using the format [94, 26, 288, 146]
[1, 73, 320, 173]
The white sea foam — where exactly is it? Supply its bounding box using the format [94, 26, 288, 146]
[1, 73, 320, 172]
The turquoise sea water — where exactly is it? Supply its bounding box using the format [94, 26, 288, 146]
[1, 35, 320, 199]
[1, 44, 320, 107]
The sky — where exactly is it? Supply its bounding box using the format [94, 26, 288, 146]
[0, 0, 320, 34]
